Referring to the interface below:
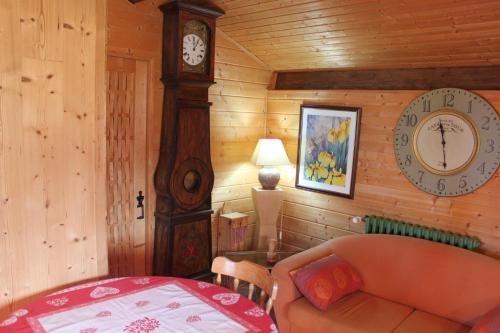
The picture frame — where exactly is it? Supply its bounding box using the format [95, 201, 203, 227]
[295, 104, 362, 199]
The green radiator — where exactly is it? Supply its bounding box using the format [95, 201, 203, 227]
[364, 215, 481, 251]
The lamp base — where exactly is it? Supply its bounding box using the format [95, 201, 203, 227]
[258, 166, 280, 190]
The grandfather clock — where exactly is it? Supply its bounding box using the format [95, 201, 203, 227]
[153, 0, 224, 278]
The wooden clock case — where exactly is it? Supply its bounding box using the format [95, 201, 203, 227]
[153, 0, 224, 279]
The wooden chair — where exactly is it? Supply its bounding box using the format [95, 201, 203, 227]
[211, 256, 278, 314]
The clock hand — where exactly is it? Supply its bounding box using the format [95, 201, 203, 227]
[193, 38, 199, 51]
[438, 120, 447, 169]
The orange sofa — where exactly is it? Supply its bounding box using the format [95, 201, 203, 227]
[271, 234, 500, 333]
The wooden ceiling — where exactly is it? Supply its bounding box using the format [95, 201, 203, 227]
[212, 0, 500, 71]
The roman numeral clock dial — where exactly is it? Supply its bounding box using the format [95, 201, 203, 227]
[182, 20, 209, 74]
[183, 34, 205, 66]
[394, 88, 500, 196]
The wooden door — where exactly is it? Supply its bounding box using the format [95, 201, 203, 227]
[106, 56, 148, 277]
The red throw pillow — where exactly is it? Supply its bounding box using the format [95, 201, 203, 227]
[291, 255, 363, 311]
[470, 306, 500, 333]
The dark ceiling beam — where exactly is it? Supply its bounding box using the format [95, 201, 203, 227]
[273, 66, 500, 90]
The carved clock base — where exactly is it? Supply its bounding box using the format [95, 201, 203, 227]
[153, 210, 213, 279]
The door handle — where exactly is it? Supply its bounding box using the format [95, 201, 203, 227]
[136, 190, 145, 220]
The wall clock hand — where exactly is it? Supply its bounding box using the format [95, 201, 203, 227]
[438, 120, 447, 169]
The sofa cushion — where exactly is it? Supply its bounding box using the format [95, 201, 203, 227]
[392, 310, 471, 333]
[288, 291, 413, 333]
[470, 306, 500, 333]
[291, 254, 363, 310]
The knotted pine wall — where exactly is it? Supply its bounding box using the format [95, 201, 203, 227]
[0, 0, 107, 317]
[267, 90, 500, 258]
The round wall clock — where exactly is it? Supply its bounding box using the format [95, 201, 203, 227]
[394, 88, 500, 196]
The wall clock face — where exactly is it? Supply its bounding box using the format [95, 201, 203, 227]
[394, 88, 500, 196]
[182, 20, 209, 74]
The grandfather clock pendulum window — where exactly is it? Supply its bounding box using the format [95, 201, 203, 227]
[153, 1, 224, 278]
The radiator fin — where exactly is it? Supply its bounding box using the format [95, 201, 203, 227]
[364, 215, 481, 251]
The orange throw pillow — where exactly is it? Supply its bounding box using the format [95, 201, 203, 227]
[291, 255, 363, 311]
[470, 306, 500, 333]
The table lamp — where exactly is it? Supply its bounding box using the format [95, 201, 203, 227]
[251, 138, 290, 190]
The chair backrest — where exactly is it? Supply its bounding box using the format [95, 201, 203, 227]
[211, 256, 278, 314]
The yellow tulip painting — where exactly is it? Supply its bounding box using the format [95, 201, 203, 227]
[303, 117, 351, 187]
[296, 105, 361, 199]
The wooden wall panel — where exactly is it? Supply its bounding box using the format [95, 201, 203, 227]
[0, 0, 106, 317]
[106, 0, 272, 271]
[210, 31, 272, 255]
[213, 0, 500, 70]
[267, 90, 500, 258]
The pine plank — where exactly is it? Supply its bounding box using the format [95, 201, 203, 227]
[0, 0, 106, 315]
[216, 0, 500, 70]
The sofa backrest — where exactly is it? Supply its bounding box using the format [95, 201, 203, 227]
[327, 234, 500, 326]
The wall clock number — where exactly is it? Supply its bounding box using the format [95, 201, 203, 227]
[418, 170, 425, 183]
[401, 133, 409, 146]
[458, 175, 467, 189]
[477, 161, 486, 175]
[443, 93, 454, 107]
[485, 139, 495, 153]
[394, 88, 500, 196]
[405, 154, 412, 166]
[405, 114, 418, 127]
[423, 99, 431, 112]
[437, 178, 446, 191]
[481, 116, 490, 130]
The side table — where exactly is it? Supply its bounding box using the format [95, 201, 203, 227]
[252, 186, 284, 249]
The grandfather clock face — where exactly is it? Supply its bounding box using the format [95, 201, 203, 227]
[182, 20, 209, 74]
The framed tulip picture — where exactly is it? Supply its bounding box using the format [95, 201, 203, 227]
[296, 105, 362, 198]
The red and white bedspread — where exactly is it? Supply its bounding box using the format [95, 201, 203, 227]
[0, 277, 277, 333]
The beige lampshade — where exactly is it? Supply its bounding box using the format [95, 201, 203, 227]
[251, 138, 290, 166]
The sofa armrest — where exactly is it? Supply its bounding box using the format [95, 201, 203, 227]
[271, 240, 337, 333]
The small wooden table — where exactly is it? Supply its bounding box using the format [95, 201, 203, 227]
[224, 250, 299, 270]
